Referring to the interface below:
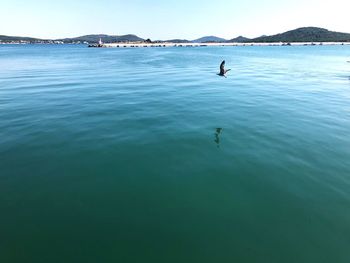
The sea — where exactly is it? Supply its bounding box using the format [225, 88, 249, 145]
[1, 44, 350, 262]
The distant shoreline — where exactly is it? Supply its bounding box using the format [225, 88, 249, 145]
[2, 27, 350, 45]
[101, 42, 350, 48]
[1, 42, 350, 47]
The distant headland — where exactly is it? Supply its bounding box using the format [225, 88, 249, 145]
[1, 27, 350, 45]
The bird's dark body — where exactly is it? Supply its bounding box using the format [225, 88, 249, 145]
[218, 60, 231, 77]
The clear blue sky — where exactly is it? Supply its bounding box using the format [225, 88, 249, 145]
[1, 0, 349, 39]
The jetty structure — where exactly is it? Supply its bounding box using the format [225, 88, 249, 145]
[88, 38, 104, 48]
[100, 41, 350, 48]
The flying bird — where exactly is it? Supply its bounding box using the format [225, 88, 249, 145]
[218, 60, 231, 77]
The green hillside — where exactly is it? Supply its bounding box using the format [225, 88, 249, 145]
[250, 27, 350, 42]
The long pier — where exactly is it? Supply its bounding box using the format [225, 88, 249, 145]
[100, 42, 350, 48]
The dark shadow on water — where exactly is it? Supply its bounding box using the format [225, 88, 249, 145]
[214, 128, 222, 148]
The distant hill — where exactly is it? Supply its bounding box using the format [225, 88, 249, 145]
[228, 36, 251, 43]
[0, 35, 45, 43]
[0, 34, 144, 44]
[57, 34, 144, 43]
[193, 36, 227, 43]
[159, 39, 192, 43]
[250, 27, 350, 42]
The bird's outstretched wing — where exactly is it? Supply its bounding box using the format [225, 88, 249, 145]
[219, 60, 225, 75]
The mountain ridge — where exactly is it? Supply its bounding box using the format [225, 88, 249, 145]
[228, 36, 251, 43]
[57, 34, 144, 43]
[1, 27, 350, 44]
[193, 36, 227, 43]
[249, 27, 350, 43]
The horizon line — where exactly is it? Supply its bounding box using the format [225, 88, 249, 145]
[2, 26, 350, 41]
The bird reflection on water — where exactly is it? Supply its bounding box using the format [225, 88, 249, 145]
[214, 128, 222, 148]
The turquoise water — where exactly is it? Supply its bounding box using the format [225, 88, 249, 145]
[1, 44, 350, 262]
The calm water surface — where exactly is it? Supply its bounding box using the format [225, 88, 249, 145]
[1, 44, 350, 262]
